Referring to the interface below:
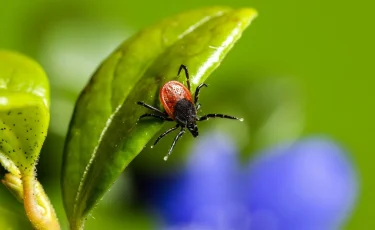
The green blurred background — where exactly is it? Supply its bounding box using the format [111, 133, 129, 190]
[0, 0, 373, 229]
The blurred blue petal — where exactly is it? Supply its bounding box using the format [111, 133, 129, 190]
[244, 137, 358, 230]
[184, 132, 240, 210]
[148, 133, 251, 230]
[143, 134, 357, 230]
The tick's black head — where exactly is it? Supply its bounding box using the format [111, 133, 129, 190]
[187, 122, 198, 137]
[173, 98, 199, 137]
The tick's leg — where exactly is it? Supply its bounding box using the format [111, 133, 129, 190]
[198, 113, 244, 122]
[152, 124, 180, 147]
[196, 103, 201, 111]
[177, 64, 190, 91]
[139, 113, 173, 121]
[194, 83, 208, 107]
[137, 101, 165, 114]
[164, 127, 185, 161]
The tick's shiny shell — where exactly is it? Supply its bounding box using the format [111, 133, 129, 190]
[137, 64, 243, 161]
[160, 80, 193, 119]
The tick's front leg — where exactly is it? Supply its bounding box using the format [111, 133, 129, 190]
[137, 101, 165, 114]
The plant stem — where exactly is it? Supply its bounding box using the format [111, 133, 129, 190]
[22, 175, 60, 230]
[70, 218, 85, 230]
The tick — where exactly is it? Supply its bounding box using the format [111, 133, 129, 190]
[137, 64, 243, 161]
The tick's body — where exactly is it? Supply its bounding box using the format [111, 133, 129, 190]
[160, 81, 193, 119]
[137, 64, 242, 160]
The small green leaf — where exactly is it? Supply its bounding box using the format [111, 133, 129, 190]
[62, 7, 257, 229]
[0, 50, 49, 178]
[0, 51, 60, 230]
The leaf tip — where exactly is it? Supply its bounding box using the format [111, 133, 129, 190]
[236, 8, 259, 25]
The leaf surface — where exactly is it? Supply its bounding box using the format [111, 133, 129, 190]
[0, 50, 49, 179]
[61, 7, 257, 228]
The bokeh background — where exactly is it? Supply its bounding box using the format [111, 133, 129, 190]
[0, 0, 373, 229]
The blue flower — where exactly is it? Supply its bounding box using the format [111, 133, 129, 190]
[243, 137, 358, 230]
[143, 133, 358, 230]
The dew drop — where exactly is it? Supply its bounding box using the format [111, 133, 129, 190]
[150, 145, 154, 149]
[163, 156, 169, 161]
[239, 118, 244, 122]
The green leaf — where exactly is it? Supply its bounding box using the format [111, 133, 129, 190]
[62, 7, 257, 229]
[0, 50, 49, 178]
[0, 51, 60, 230]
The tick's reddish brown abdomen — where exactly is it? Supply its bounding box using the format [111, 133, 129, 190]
[160, 80, 193, 119]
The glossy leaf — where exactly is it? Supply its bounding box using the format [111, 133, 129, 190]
[0, 51, 59, 229]
[0, 51, 50, 177]
[61, 7, 257, 229]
